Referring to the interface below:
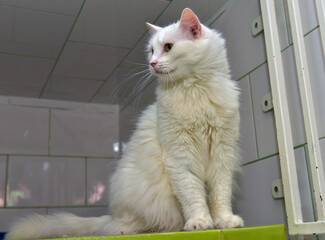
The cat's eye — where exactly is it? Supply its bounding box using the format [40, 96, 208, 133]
[164, 43, 173, 52]
[151, 48, 154, 54]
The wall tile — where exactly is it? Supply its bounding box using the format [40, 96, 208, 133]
[42, 76, 103, 102]
[119, 78, 156, 145]
[47, 207, 109, 217]
[0, 156, 6, 207]
[211, 0, 288, 80]
[0, 6, 75, 59]
[210, 0, 263, 80]
[50, 109, 119, 157]
[119, 107, 138, 144]
[91, 65, 136, 105]
[249, 64, 278, 158]
[70, 0, 168, 48]
[53, 42, 128, 80]
[234, 155, 287, 228]
[0, 54, 54, 95]
[120, 34, 149, 69]
[238, 77, 258, 164]
[7, 156, 85, 207]
[0, 208, 46, 232]
[0, 0, 83, 16]
[305, 29, 325, 139]
[0, 105, 49, 155]
[87, 158, 117, 206]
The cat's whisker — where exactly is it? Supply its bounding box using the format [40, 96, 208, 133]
[131, 72, 152, 97]
[124, 68, 150, 78]
[124, 61, 148, 67]
[109, 68, 150, 103]
[135, 73, 154, 113]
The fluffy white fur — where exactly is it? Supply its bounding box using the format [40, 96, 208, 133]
[5, 8, 243, 240]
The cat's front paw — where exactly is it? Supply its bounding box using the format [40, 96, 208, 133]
[184, 216, 214, 231]
[214, 214, 244, 229]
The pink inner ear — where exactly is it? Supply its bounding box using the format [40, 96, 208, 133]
[179, 8, 202, 39]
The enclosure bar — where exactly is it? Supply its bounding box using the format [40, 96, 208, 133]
[260, 0, 303, 235]
[286, 0, 325, 222]
[315, 0, 325, 59]
[290, 221, 325, 235]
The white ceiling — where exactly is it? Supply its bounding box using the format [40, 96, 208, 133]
[0, 0, 227, 105]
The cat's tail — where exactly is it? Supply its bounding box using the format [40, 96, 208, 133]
[4, 213, 131, 240]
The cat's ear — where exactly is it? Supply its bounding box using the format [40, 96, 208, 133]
[179, 8, 202, 39]
[146, 23, 162, 33]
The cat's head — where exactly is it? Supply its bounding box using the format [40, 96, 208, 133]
[146, 8, 227, 83]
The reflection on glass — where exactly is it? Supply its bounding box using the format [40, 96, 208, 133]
[7, 183, 31, 206]
[88, 182, 105, 204]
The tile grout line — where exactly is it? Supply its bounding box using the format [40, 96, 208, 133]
[3, 205, 109, 210]
[242, 143, 309, 167]
[208, 9, 226, 27]
[3, 155, 9, 208]
[49, 75, 106, 82]
[236, 60, 267, 82]
[1, 3, 78, 17]
[68, 40, 132, 50]
[0, 51, 56, 60]
[248, 74, 260, 159]
[38, 0, 87, 98]
[242, 152, 279, 167]
[304, 25, 320, 37]
[88, 0, 174, 103]
[1, 153, 116, 160]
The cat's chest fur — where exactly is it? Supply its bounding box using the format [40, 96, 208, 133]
[156, 81, 224, 137]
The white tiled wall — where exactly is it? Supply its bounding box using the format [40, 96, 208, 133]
[0, 96, 118, 232]
[0, 5, 75, 59]
[235, 155, 287, 228]
[0, 105, 49, 155]
[50, 109, 118, 157]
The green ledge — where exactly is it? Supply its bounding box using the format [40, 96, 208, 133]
[45, 225, 286, 240]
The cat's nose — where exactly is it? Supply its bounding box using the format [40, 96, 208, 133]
[150, 61, 158, 68]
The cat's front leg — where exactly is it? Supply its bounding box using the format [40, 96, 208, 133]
[163, 146, 213, 231]
[207, 138, 244, 229]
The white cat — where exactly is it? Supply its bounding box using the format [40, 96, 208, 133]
[5, 8, 243, 240]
